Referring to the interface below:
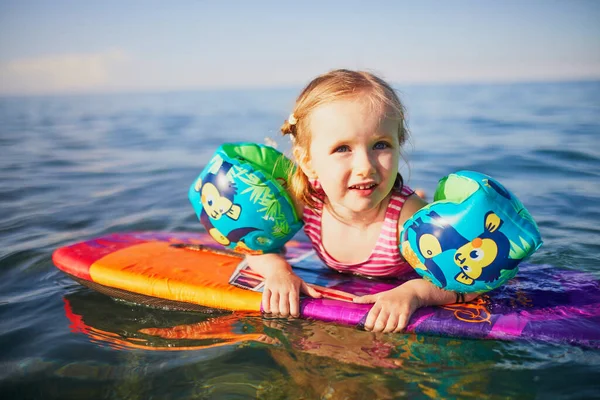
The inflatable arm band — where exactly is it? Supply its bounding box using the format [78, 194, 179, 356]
[188, 143, 303, 254]
[400, 171, 543, 293]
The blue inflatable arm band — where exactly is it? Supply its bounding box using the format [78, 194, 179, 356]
[400, 171, 543, 293]
[188, 143, 303, 254]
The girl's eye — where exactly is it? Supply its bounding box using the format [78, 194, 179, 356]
[374, 141, 390, 150]
[333, 145, 350, 153]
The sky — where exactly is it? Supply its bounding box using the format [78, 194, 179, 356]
[1, 0, 599, 95]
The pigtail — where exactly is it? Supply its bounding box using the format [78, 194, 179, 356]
[393, 173, 405, 193]
[290, 164, 320, 210]
[280, 119, 295, 136]
[279, 114, 311, 210]
[280, 113, 297, 142]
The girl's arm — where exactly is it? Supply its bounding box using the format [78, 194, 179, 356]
[246, 253, 321, 318]
[406, 278, 480, 307]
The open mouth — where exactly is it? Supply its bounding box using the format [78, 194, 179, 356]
[349, 183, 377, 190]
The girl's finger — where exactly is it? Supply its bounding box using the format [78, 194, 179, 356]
[364, 304, 381, 331]
[394, 314, 409, 333]
[270, 292, 280, 315]
[353, 294, 376, 304]
[383, 313, 400, 333]
[373, 310, 390, 333]
[289, 292, 300, 318]
[279, 293, 290, 317]
[262, 289, 271, 313]
[301, 282, 322, 299]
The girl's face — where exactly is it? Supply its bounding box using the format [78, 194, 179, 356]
[299, 98, 401, 218]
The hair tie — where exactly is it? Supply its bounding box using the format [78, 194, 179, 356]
[288, 113, 297, 126]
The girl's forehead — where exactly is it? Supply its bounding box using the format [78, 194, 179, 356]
[311, 98, 381, 117]
[308, 99, 399, 140]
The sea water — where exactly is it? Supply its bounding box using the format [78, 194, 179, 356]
[1, 81, 599, 399]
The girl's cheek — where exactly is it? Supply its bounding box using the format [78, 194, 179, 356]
[381, 154, 398, 170]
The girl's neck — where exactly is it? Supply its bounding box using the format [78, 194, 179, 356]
[323, 194, 391, 230]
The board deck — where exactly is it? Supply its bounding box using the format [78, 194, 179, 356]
[53, 231, 600, 347]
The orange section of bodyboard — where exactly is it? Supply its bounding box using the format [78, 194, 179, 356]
[88, 242, 262, 311]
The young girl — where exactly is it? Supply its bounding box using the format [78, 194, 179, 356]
[247, 69, 478, 333]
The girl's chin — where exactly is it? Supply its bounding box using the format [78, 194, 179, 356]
[344, 192, 384, 211]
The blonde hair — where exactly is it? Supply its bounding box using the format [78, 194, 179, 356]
[281, 69, 409, 209]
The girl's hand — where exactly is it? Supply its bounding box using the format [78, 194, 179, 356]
[246, 253, 321, 318]
[353, 284, 422, 333]
[262, 268, 321, 318]
[353, 279, 480, 333]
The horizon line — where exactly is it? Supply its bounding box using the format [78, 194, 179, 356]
[1, 75, 599, 99]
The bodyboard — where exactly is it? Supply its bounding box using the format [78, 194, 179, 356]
[53, 231, 600, 347]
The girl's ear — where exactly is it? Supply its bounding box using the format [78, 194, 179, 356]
[293, 146, 317, 179]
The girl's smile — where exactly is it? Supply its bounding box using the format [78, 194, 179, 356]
[348, 182, 377, 196]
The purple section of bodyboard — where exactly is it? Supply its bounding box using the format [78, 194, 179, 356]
[284, 238, 600, 347]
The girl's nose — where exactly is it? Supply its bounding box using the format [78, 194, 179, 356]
[354, 151, 376, 177]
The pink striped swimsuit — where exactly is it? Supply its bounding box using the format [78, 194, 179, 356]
[303, 185, 415, 278]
